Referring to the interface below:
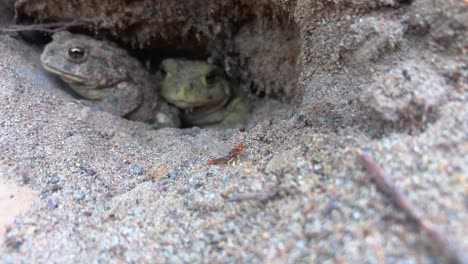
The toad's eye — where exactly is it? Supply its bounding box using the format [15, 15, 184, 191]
[67, 47, 87, 62]
[160, 66, 167, 78]
[205, 72, 218, 86]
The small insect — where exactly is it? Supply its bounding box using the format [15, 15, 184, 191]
[207, 143, 244, 165]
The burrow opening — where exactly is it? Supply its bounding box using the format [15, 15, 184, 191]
[128, 15, 301, 129]
[28, 2, 301, 130]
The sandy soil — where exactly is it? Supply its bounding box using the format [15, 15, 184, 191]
[0, 0, 467, 263]
[0, 180, 37, 237]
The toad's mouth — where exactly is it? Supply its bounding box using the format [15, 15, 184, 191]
[165, 96, 229, 114]
[42, 63, 88, 85]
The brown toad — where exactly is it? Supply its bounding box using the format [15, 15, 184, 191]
[40, 31, 180, 128]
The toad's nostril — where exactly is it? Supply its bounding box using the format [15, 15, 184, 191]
[177, 87, 186, 97]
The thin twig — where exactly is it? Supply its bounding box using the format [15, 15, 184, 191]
[360, 153, 467, 264]
[0, 21, 87, 33]
[225, 186, 292, 203]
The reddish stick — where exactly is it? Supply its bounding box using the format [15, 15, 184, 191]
[360, 153, 467, 264]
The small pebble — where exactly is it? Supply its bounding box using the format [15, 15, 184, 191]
[132, 166, 143, 175]
[47, 199, 58, 210]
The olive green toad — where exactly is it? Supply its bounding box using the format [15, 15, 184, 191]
[160, 59, 248, 128]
